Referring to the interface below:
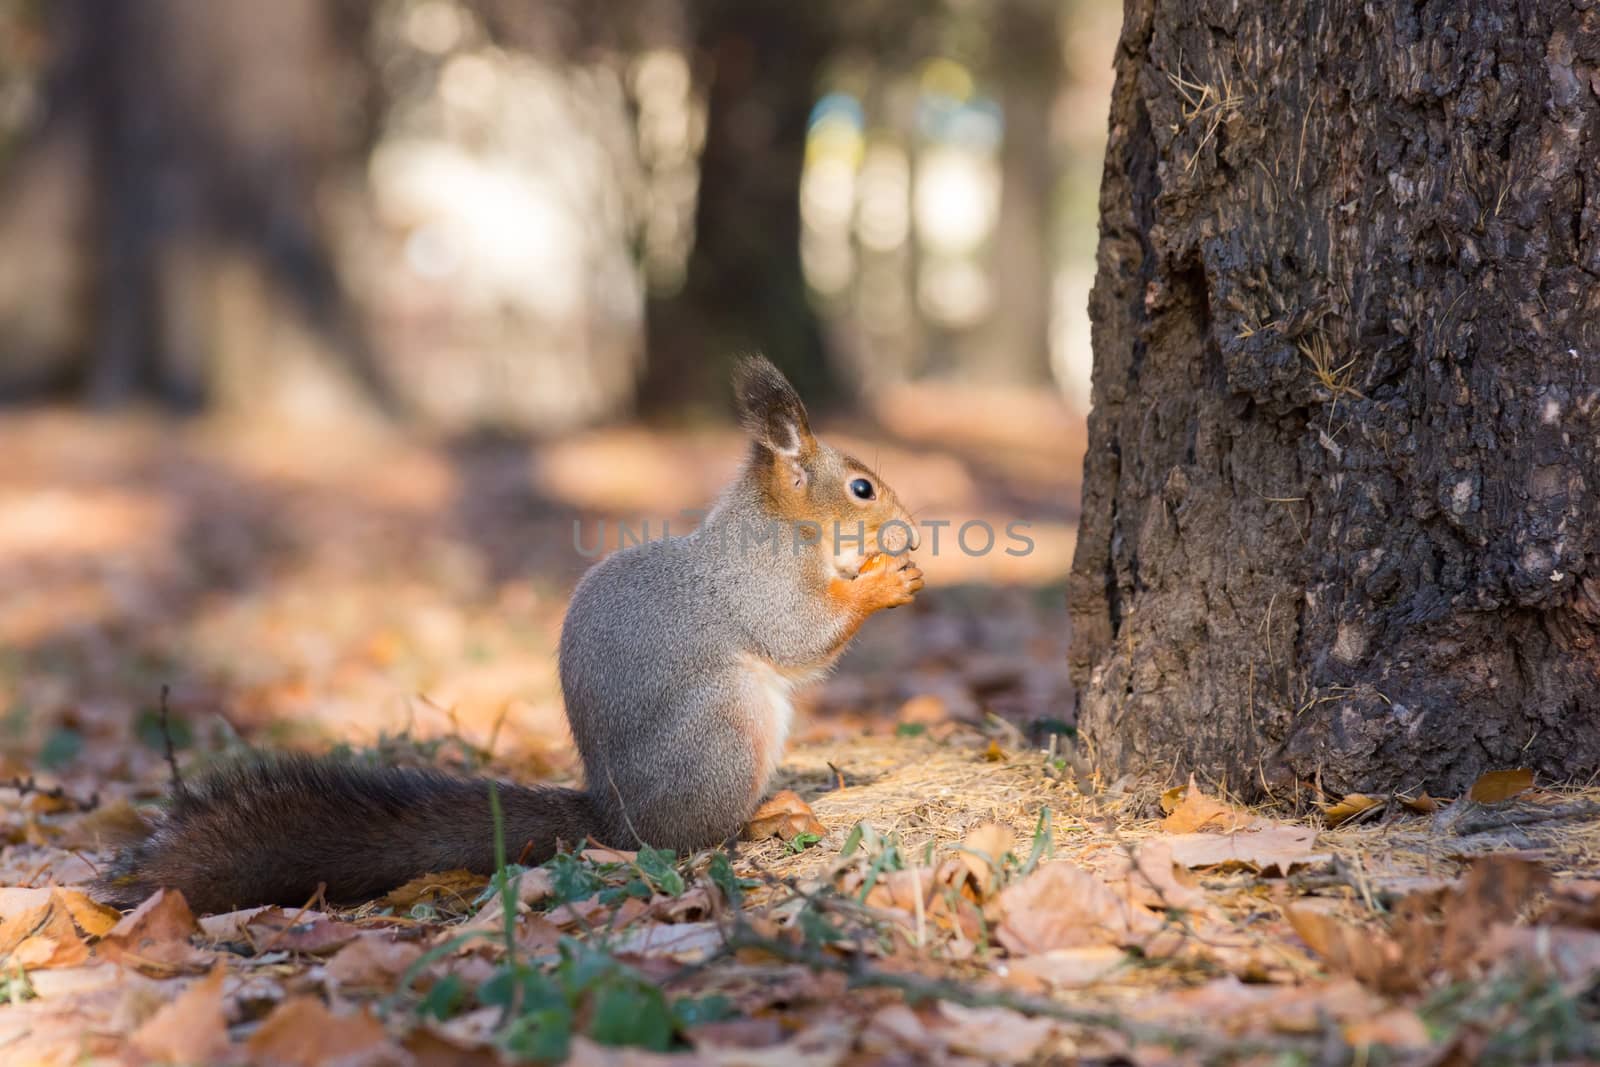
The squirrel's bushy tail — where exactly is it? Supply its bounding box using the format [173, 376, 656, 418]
[94, 757, 599, 914]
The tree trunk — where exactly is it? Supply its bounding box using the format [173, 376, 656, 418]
[642, 0, 836, 414]
[1070, 0, 1600, 796]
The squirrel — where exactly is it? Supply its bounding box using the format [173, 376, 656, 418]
[95, 356, 923, 914]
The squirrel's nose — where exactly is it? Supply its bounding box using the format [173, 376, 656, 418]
[905, 521, 921, 552]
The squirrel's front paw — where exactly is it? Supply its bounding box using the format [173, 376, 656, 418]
[855, 553, 923, 611]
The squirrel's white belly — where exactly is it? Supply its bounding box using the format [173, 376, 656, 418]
[738, 654, 828, 786]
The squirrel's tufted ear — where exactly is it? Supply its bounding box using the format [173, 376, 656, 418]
[733, 355, 814, 460]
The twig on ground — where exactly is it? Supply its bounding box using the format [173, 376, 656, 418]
[1439, 799, 1600, 838]
[158, 684, 187, 798]
[3, 775, 99, 812]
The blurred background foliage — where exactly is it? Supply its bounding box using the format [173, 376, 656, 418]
[0, 0, 1117, 430]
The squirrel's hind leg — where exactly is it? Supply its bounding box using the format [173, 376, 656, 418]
[590, 689, 770, 856]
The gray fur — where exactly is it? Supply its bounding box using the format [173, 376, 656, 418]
[98, 356, 918, 912]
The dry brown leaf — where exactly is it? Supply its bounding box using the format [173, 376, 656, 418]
[1159, 783, 1187, 815]
[1322, 793, 1384, 827]
[994, 862, 1158, 954]
[247, 996, 405, 1067]
[459, 866, 556, 933]
[957, 823, 1014, 895]
[57, 888, 120, 937]
[579, 847, 638, 864]
[1473, 923, 1600, 984]
[545, 895, 610, 929]
[1392, 854, 1551, 980]
[198, 905, 274, 942]
[608, 920, 724, 962]
[1343, 1008, 1433, 1051]
[0, 888, 55, 959]
[685, 1017, 785, 1053]
[246, 907, 361, 955]
[129, 967, 230, 1064]
[1162, 825, 1321, 872]
[1160, 776, 1257, 833]
[1134, 976, 1380, 1034]
[380, 869, 489, 912]
[743, 790, 825, 841]
[1539, 878, 1600, 929]
[565, 1034, 702, 1066]
[1399, 791, 1439, 814]
[937, 1002, 1057, 1064]
[1467, 767, 1534, 803]
[11, 891, 90, 968]
[1102, 841, 1208, 911]
[99, 887, 211, 975]
[0, 886, 56, 956]
[1007, 945, 1126, 989]
[414, 1005, 501, 1055]
[325, 933, 426, 992]
[1286, 901, 1405, 988]
[897, 693, 949, 726]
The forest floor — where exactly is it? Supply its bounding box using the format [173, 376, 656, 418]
[2, 404, 1598, 1066]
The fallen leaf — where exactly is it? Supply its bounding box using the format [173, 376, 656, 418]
[565, 1034, 700, 1065]
[1008, 945, 1127, 989]
[1323, 793, 1384, 827]
[608, 920, 724, 962]
[1393, 854, 1550, 979]
[1160, 777, 1257, 833]
[1134, 976, 1379, 1034]
[1102, 841, 1208, 911]
[743, 790, 825, 841]
[247, 996, 405, 1067]
[129, 967, 230, 1064]
[1162, 825, 1321, 872]
[459, 866, 555, 932]
[198, 905, 274, 942]
[1159, 783, 1187, 815]
[1399, 791, 1439, 814]
[694, 1021, 856, 1067]
[897, 693, 949, 726]
[1467, 768, 1533, 803]
[1539, 878, 1600, 929]
[544, 895, 610, 929]
[994, 862, 1158, 954]
[937, 1002, 1056, 1064]
[1344, 1008, 1434, 1051]
[11, 891, 90, 968]
[325, 933, 426, 992]
[579, 847, 638, 864]
[99, 888, 211, 975]
[686, 1017, 785, 1052]
[57, 888, 120, 937]
[1286, 901, 1405, 989]
[0, 887, 55, 956]
[957, 823, 1014, 895]
[414, 1006, 501, 1056]
[380, 869, 488, 912]
[246, 907, 361, 955]
[1474, 923, 1600, 984]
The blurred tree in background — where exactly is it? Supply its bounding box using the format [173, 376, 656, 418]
[0, 0, 1115, 428]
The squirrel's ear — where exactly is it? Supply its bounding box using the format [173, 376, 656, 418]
[733, 355, 814, 462]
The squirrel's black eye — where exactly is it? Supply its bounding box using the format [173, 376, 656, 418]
[849, 478, 875, 501]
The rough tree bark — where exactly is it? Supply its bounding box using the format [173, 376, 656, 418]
[1070, 0, 1600, 795]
